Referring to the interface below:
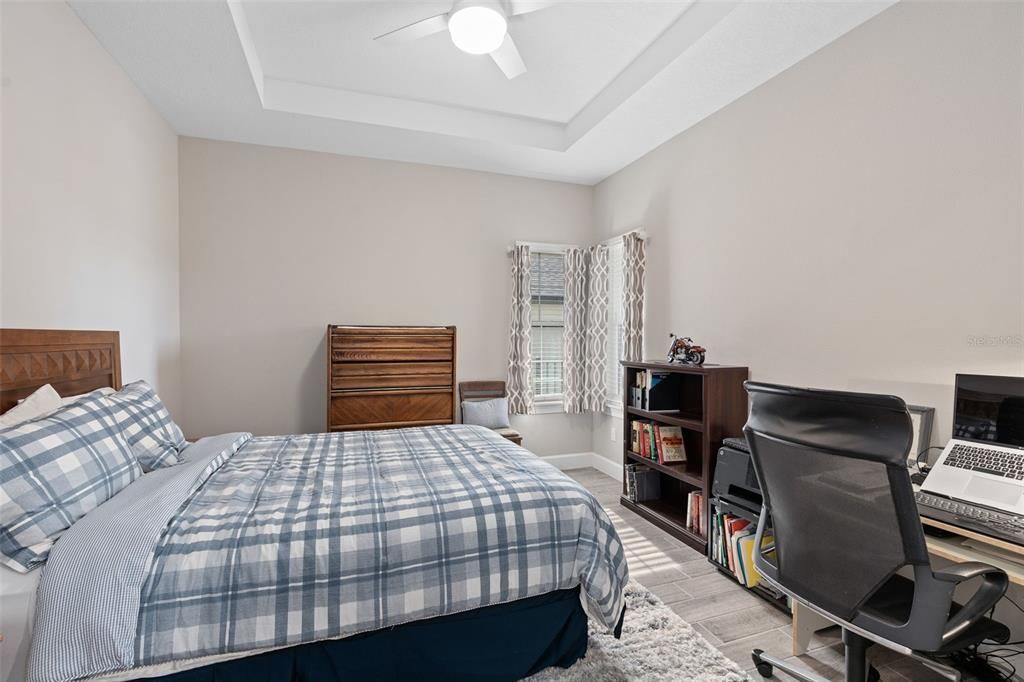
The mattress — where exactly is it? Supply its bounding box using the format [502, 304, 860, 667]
[24, 425, 628, 682]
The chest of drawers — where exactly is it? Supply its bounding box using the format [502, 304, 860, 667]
[326, 325, 456, 431]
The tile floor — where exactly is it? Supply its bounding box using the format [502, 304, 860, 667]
[566, 467, 1002, 681]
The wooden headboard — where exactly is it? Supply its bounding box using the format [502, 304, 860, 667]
[0, 329, 121, 412]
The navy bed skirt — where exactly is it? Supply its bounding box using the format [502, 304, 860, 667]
[153, 587, 589, 681]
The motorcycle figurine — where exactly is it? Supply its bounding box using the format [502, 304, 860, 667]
[667, 334, 706, 366]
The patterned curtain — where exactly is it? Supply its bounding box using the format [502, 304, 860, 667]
[582, 245, 609, 412]
[562, 248, 588, 414]
[622, 232, 646, 362]
[507, 244, 534, 414]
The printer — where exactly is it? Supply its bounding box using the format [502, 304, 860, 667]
[712, 437, 763, 518]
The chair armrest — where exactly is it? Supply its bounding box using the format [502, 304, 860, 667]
[935, 562, 1008, 645]
[934, 562, 1008, 583]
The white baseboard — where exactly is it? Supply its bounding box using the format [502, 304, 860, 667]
[589, 453, 623, 481]
[541, 452, 597, 471]
[540, 452, 623, 482]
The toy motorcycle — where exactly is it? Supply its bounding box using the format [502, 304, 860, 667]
[667, 334, 706, 366]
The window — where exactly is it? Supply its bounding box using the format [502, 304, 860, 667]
[530, 250, 565, 401]
[605, 240, 626, 410]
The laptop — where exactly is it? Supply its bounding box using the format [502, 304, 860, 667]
[920, 374, 1024, 515]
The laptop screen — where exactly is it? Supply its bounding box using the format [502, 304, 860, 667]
[954, 374, 1024, 448]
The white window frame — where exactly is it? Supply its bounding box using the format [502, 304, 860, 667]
[604, 239, 626, 418]
[528, 246, 569, 413]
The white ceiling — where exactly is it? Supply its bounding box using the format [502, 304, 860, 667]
[70, 0, 896, 184]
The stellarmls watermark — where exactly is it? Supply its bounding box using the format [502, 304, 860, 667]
[966, 335, 1023, 347]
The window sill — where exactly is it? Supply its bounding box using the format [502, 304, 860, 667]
[532, 400, 565, 415]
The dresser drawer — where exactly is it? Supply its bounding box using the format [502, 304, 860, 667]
[331, 361, 453, 391]
[329, 388, 453, 430]
[330, 333, 453, 362]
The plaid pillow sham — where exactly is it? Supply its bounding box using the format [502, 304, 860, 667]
[103, 381, 186, 472]
[0, 393, 142, 572]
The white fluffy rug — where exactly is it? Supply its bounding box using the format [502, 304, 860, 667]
[528, 581, 751, 682]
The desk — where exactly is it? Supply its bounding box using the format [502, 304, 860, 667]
[791, 516, 1024, 655]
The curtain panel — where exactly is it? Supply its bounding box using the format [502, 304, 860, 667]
[622, 232, 646, 362]
[507, 244, 534, 414]
[562, 246, 610, 414]
[562, 248, 588, 414]
[582, 245, 609, 412]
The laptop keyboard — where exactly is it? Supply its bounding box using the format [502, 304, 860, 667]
[942, 443, 1024, 480]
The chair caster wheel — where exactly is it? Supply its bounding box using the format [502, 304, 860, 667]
[751, 649, 774, 678]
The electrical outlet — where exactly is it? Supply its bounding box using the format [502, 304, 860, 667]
[610, 423, 617, 442]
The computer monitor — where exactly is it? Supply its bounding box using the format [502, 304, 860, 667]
[954, 374, 1024, 449]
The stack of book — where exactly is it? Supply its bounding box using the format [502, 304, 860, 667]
[686, 491, 705, 536]
[628, 369, 674, 410]
[624, 463, 661, 502]
[630, 420, 686, 464]
[710, 508, 773, 589]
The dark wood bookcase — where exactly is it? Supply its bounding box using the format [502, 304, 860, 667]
[620, 361, 749, 554]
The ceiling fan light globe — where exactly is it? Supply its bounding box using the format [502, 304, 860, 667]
[448, 6, 508, 55]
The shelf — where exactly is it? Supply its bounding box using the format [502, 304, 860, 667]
[620, 496, 706, 553]
[626, 407, 703, 431]
[714, 498, 761, 524]
[625, 451, 702, 487]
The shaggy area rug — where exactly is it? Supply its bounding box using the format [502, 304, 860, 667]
[528, 581, 750, 682]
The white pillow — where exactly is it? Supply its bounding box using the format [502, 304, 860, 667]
[462, 398, 512, 430]
[0, 385, 62, 428]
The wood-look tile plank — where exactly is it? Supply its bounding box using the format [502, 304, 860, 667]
[649, 580, 692, 604]
[696, 601, 791, 643]
[714, 627, 793, 672]
[669, 587, 765, 623]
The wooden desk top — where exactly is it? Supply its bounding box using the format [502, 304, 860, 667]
[921, 516, 1024, 586]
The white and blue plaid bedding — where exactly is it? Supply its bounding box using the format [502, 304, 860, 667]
[28, 425, 628, 682]
[0, 392, 142, 573]
[103, 380, 186, 471]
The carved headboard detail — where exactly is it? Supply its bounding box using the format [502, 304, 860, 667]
[0, 329, 122, 413]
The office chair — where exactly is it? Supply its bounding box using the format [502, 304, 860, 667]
[743, 382, 1010, 682]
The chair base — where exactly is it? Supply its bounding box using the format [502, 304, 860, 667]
[751, 629, 963, 682]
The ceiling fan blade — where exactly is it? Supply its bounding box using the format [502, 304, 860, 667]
[490, 34, 527, 79]
[373, 13, 449, 43]
[508, 0, 555, 16]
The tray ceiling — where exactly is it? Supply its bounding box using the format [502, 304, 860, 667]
[69, 0, 896, 184]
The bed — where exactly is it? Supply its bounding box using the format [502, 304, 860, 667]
[0, 329, 629, 682]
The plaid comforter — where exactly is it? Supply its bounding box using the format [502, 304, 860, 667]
[30, 425, 628, 681]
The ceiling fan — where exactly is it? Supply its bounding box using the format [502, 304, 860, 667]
[373, 1, 555, 80]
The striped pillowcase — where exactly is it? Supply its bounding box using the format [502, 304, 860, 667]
[0, 393, 142, 572]
[103, 381, 186, 472]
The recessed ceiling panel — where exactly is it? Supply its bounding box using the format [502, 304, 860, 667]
[242, 0, 691, 122]
[68, 0, 897, 183]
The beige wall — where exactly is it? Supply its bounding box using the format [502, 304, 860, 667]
[0, 1, 182, 414]
[178, 137, 594, 455]
[592, 0, 1024, 463]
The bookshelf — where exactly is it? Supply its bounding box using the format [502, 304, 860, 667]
[620, 361, 749, 554]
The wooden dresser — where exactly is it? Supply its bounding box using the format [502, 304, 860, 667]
[326, 325, 457, 432]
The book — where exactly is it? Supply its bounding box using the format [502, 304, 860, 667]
[725, 516, 751, 573]
[657, 426, 686, 463]
[648, 423, 659, 461]
[630, 421, 640, 453]
[736, 532, 774, 588]
[731, 528, 754, 583]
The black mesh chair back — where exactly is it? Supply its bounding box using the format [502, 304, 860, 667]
[743, 382, 929, 622]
